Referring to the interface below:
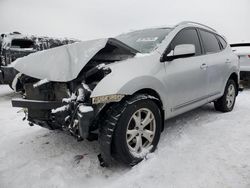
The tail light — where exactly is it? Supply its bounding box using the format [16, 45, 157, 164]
[248, 55, 250, 58]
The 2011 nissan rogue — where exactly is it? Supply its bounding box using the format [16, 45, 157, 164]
[11, 21, 239, 166]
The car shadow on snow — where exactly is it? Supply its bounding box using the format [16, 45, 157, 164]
[164, 103, 218, 129]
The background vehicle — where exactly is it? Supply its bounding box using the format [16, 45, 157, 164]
[0, 32, 78, 90]
[231, 43, 250, 81]
[0, 33, 36, 66]
[0, 33, 36, 89]
[12, 21, 239, 166]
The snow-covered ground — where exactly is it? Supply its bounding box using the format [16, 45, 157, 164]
[0, 85, 250, 188]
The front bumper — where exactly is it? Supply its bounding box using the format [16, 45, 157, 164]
[12, 98, 95, 139]
[12, 98, 64, 109]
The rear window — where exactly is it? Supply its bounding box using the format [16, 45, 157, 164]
[199, 30, 221, 54]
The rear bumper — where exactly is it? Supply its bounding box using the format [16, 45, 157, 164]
[240, 66, 250, 72]
[12, 98, 64, 109]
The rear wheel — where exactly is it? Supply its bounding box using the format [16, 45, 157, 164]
[214, 79, 237, 112]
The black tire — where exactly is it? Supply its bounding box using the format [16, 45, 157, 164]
[214, 79, 237, 112]
[100, 94, 162, 166]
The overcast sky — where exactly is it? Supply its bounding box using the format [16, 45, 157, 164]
[0, 0, 249, 43]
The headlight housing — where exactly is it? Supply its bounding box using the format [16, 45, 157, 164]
[92, 94, 125, 104]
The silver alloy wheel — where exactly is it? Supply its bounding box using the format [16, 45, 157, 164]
[226, 84, 236, 108]
[126, 108, 156, 156]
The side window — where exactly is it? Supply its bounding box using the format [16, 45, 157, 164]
[199, 30, 221, 54]
[217, 35, 227, 49]
[167, 29, 202, 56]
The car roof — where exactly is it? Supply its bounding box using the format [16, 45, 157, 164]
[175, 21, 217, 33]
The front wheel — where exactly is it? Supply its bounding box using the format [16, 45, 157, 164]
[101, 95, 162, 166]
[214, 79, 237, 112]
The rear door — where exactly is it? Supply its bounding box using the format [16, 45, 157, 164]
[198, 29, 228, 96]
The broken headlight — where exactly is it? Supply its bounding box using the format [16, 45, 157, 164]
[92, 94, 125, 104]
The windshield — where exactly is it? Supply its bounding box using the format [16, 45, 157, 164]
[116, 28, 172, 53]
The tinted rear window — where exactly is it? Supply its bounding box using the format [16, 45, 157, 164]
[200, 30, 221, 54]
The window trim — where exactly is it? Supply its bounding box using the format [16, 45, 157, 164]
[216, 34, 228, 51]
[197, 28, 223, 55]
[162, 27, 204, 61]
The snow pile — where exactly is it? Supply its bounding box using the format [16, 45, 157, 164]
[0, 85, 250, 188]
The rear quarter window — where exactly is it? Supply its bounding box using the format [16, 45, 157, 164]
[217, 35, 227, 49]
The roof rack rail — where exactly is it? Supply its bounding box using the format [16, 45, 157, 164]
[176, 21, 217, 32]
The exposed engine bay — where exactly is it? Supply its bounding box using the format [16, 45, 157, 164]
[12, 38, 137, 141]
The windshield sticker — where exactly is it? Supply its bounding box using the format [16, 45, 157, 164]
[136, 37, 158, 42]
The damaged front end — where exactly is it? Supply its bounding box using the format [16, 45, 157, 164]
[12, 64, 111, 141]
[12, 81, 95, 140]
[12, 38, 136, 141]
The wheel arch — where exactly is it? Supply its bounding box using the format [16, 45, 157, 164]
[133, 88, 165, 131]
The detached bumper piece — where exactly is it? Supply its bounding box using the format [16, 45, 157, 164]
[12, 98, 64, 109]
[77, 104, 94, 139]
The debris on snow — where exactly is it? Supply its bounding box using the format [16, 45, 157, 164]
[73, 154, 88, 166]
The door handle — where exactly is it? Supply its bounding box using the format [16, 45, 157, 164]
[225, 59, 231, 64]
[200, 63, 208, 70]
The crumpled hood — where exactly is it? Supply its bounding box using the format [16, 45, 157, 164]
[14, 38, 109, 82]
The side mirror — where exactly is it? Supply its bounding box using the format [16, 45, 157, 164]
[161, 44, 195, 62]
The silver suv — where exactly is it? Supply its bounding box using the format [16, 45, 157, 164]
[12, 21, 239, 166]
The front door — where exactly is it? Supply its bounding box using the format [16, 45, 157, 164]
[162, 28, 208, 113]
